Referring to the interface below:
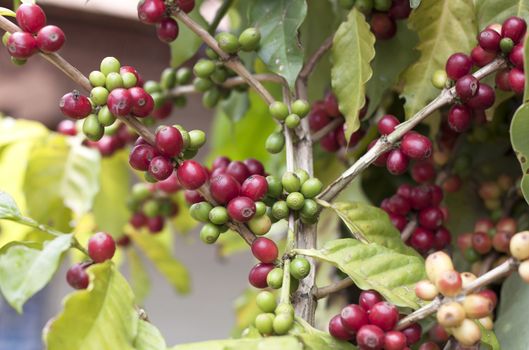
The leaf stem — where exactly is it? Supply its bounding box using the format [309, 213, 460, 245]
[207, 0, 234, 35]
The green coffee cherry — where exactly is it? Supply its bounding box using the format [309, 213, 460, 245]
[132, 183, 151, 202]
[144, 80, 162, 94]
[431, 69, 448, 89]
[151, 92, 166, 109]
[272, 201, 289, 220]
[160, 68, 177, 90]
[159, 199, 175, 217]
[82, 114, 104, 141]
[265, 132, 285, 154]
[205, 47, 219, 60]
[202, 87, 220, 108]
[99, 106, 117, 127]
[209, 206, 229, 225]
[176, 67, 193, 84]
[2, 32, 11, 46]
[104, 121, 120, 135]
[301, 199, 319, 218]
[239, 27, 261, 52]
[143, 199, 160, 217]
[338, 0, 355, 9]
[193, 77, 213, 92]
[100, 57, 121, 76]
[188, 130, 207, 150]
[282, 172, 301, 193]
[216, 32, 240, 54]
[90, 87, 109, 106]
[286, 192, 305, 210]
[190, 202, 213, 222]
[300, 214, 318, 225]
[291, 100, 310, 118]
[105, 72, 124, 91]
[269, 101, 289, 121]
[255, 313, 275, 335]
[290, 276, 300, 294]
[273, 313, 294, 335]
[275, 303, 294, 316]
[183, 148, 199, 159]
[374, 0, 392, 11]
[464, 248, 480, 263]
[211, 67, 228, 84]
[267, 268, 284, 289]
[174, 124, 190, 149]
[200, 223, 221, 244]
[290, 257, 310, 280]
[144, 172, 157, 183]
[256, 291, 277, 313]
[89, 70, 106, 87]
[355, 0, 373, 14]
[142, 117, 156, 127]
[500, 37, 514, 54]
[194, 59, 216, 78]
[294, 169, 309, 185]
[255, 201, 267, 217]
[285, 114, 301, 129]
[301, 178, 323, 199]
[266, 175, 283, 198]
[173, 95, 187, 108]
[122, 72, 138, 88]
[248, 215, 272, 235]
[11, 57, 27, 66]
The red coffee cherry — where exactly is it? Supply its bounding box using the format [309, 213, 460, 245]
[474, 218, 494, 233]
[478, 289, 498, 308]
[472, 231, 492, 254]
[244, 158, 265, 175]
[155, 171, 181, 193]
[16, 3, 46, 34]
[153, 100, 173, 120]
[137, 0, 166, 24]
[445, 53, 472, 80]
[107, 88, 133, 117]
[429, 323, 450, 343]
[66, 263, 90, 289]
[370, 13, 397, 40]
[148, 156, 173, 181]
[478, 29, 501, 52]
[147, 216, 164, 233]
[397, 184, 413, 199]
[356, 325, 385, 350]
[384, 331, 408, 350]
[410, 186, 433, 210]
[6, 31, 38, 59]
[402, 323, 422, 345]
[436, 270, 462, 297]
[177, 0, 196, 13]
[386, 149, 409, 175]
[57, 119, 77, 136]
[502, 16, 527, 43]
[184, 190, 204, 204]
[466, 83, 495, 110]
[411, 160, 435, 183]
[227, 196, 256, 222]
[495, 69, 512, 91]
[177, 160, 208, 190]
[130, 212, 147, 229]
[433, 227, 452, 250]
[36, 25, 65, 53]
[359, 290, 383, 311]
[248, 262, 275, 288]
[59, 91, 92, 119]
[448, 104, 472, 133]
[88, 232, 116, 263]
[378, 114, 400, 135]
[509, 44, 524, 69]
[389, 0, 412, 19]
[120, 66, 142, 87]
[368, 301, 399, 331]
[340, 304, 368, 333]
[389, 213, 407, 231]
[471, 46, 495, 67]
[419, 342, 440, 350]
[210, 174, 241, 204]
[508, 68, 525, 95]
[455, 75, 479, 101]
[241, 175, 268, 201]
[309, 108, 331, 131]
[401, 132, 432, 160]
[129, 87, 154, 117]
[496, 217, 517, 235]
[226, 161, 250, 184]
[155, 126, 183, 158]
[386, 194, 411, 216]
[251, 237, 278, 263]
[212, 156, 231, 170]
[410, 227, 434, 254]
[324, 93, 340, 117]
[129, 144, 157, 171]
[418, 207, 444, 230]
[329, 315, 354, 341]
[492, 231, 513, 253]
[156, 17, 179, 43]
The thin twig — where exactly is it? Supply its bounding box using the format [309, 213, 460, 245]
[311, 117, 344, 142]
[315, 278, 354, 299]
[400, 219, 417, 242]
[207, 0, 233, 35]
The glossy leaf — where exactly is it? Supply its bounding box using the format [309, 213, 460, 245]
[297, 319, 357, 350]
[134, 319, 167, 350]
[44, 262, 138, 350]
[172, 336, 302, 350]
[331, 8, 375, 140]
[401, 0, 476, 119]
[332, 201, 421, 257]
[496, 274, 529, 349]
[479, 322, 500, 350]
[0, 191, 21, 220]
[510, 104, 529, 204]
[219, 91, 249, 123]
[0, 6, 16, 16]
[0, 117, 48, 148]
[129, 229, 190, 294]
[170, 0, 206, 67]
[296, 238, 426, 308]
[0, 234, 72, 312]
[477, 0, 529, 29]
[127, 248, 151, 305]
[248, 0, 307, 89]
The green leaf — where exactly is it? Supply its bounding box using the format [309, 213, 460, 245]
[93, 150, 130, 238]
[171, 192, 198, 234]
[219, 91, 249, 123]
[171, 336, 302, 350]
[60, 140, 101, 217]
[0, 117, 48, 148]
[134, 320, 167, 350]
[510, 104, 529, 204]
[401, 0, 476, 119]
[495, 274, 529, 349]
[410, 0, 422, 8]
[0, 191, 21, 220]
[44, 262, 138, 350]
[297, 321, 357, 350]
[366, 22, 419, 117]
[231, 288, 261, 337]
[296, 238, 426, 308]
[524, 31, 529, 101]
[127, 248, 151, 305]
[170, 0, 206, 67]
[332, 201, 421, 257]
[248, 0, 307, 89]
[479, 322, 500, 350]
[0, 6, 16, 16]
[331, 8, 375, 140]
[477, 0, 529, 29]
[129, 229, 190, 294]
[0, 234, 72, 312]
[217, 229, 249, 257]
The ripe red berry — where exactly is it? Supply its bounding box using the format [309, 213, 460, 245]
[248, 262, 275, 288]
[508, 68, 525, 95]
[370, 13, 397, 40]
[389, 0, 412, 19]
[130, 212, 147, 229]
[226, 161, 250, 184]
[455, 75, 479, 101]
[210, 174, 241, 204]
[88, 232, 116, 263]
[184, 190, 204, 204]
[147, 216, 164, 233]
[107, 88, 133, 117]
[448, 104, 472, 133]
[411, 160, 435, 183]
[309, 109, 331, 131]
[433, 227, 452, 250]
[410, 186, 433, 210]
[57, 119, 77, 136]
[244, 158, 265, 175]
[445, 53, 472, 80]
[419, 342, 440, 350]
[386, 194, 411, 216]
[153, 100, 173, 120]
[378, 114, 399, 135]
[466, 83, 495, 110]
[227, 196, 256, 222]
[156, 17, 179, 43]
[401, 132, 432, 160]
[410, 227, 434, 253]
[241, 175, 268, 201]
[397, 184, 412, 199]
[137, 0, 166, 24]
[495, 69, 512, 91]
[155, 126, 183, 158]
[129, 144, 157, 171]
[359, 290, 383, 311]
[129, 87, 154, 117]
[177, 160, 208, 190]
[418, 207, 444, 229]
[471, 231, 492, 254]
[155, 171, 181, 193]
[16, 3, 46, 34]
[329, 315, 354, 341]
[59, 91, 92, 119]
[474, 218, 494, 233]
[324, 93, 340, 117]
[212, 156, 231, 170]
[356, 325, 385, 350]
[66, 263, 90, 289]
[402, 323, 422, 345]
[492, 230, 513, 253]
[502, 16, 527, 43]
[389, 213, 408, 231]
[368, 301, 399, 331]
[384, 331, 408, 350]
[6, 31, 38, 59]
[251, 237, 278, 263]
[478, 289, 498, 308]
[177, 0, 196, 13]
[436, 270, 462, 297]
[471, 46, 495, 67]
[36, 25, 65, 53]
[509, 44, 524, 69]
[148, 156, 173, 181]
[340, 304, 368, 334]
[386, 149, 409, 175]
[478, 29, 501, 52]
[429, 323, 450, 343]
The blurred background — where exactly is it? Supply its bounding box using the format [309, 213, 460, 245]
[0, 0, 255, 347]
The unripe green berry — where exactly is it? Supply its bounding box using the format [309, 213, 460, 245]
[290, 257, 310, 280]
[193, 59, 216, 78]
[132, 183, 151, 202]
[151, 92, 166, 109]
[142, 116, 156, 127]
[355, 0, 373, 14]
[176, 67, 193, 84]
[267, 268, 284, 289]
[285, 114, 301, 129]
[289, 277, 299, 294]
[248, 214, 272, 235]
[11, 57, 26, 66]
[90, 87, 109, 106]
[2, 32, 11, 46]
[209, 206, 229, 225]
[301, 199, 319, 218]
[143, 199, 160, 217]
[266, 175, 283, 198]
[173, 95, 187, 108]
[188, 130, 207, 150]
[255, 201, 267, 217]
[301, 178, 323, 198]
[159, 199, 176, 217]
[174, 124, 190, 149]
[100, 57, 121, 76]
[300, 214, 318, 225]
[282, 172, 301, 193]
[182, 148, 199, 159]
[200, 223, 221, 244]
[105, 72, 124, 91]
[239, 27, 261, 52]
[202, 87, 220, 108]
[431, 70, 448, 89]
[374, 0, 392, 11]
[256, 291, 277, 313]
[272, 201, 289, 220]
[500, 37, 514, 54]
[83, 114, 104, 141]
[97, 106, 116, 127]
[273, 313, 294, 335]
[265, 132, 285, 154]
[464, 247, 480, 263]
[275, 303, 294, 316]
[160, 68, 177, 90]
[205, 47, 219, 60]
[216, 32, 240, 54]
[286, 192, 305, 210]
[255, 313, 275, 335]
[294, 169, 309, 185]
[144, 172, 157, 183]
[89, 70, 107, 87]
[269, 101, 289, 121]
[122, 72, 138, 89]
[211, 67, 228, 84]
[190, 202, 213, 222]
[104, 121, 120, 135]
[291, 100, 310, 118]
[144, 80, 162, 94]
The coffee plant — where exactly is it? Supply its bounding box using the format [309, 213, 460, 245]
[2, 0, 529, 348]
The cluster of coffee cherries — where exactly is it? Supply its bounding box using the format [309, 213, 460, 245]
[381, 183, 451, 254]
[128, 177, 180, 234]
[65, 232, 117, 289]
[329, 289, 423, 349]
[477, 175, 515, 212]
[415, 252, 497, 346]
[137, 0, 195, 43]
[339, 0, 411, 40]
[265, 99, 311, 154]
[308, 93, 367, 153]
[2, 3, 65, 65]
[253, 293, 297, 336]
